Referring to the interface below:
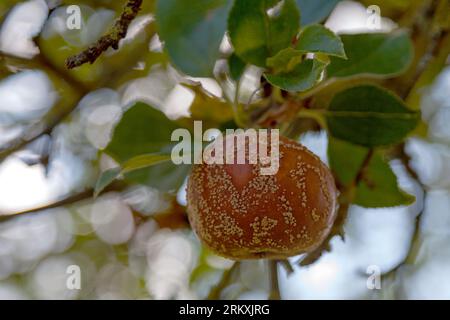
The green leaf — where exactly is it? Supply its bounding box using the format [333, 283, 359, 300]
[295, 24, 346, 58]
[295, 0, 340, 25]
[327, 32, 414, 79]
[328, 137, 369, 188]
[264, 58, 326, 92]
[228, 53, 246, 81]
[228, 0, 300, 67]
[105, 102, 189, 192]
[122, 154, 173, 174]
[94, 167, 121, 198]
[94, 153, 175, 197]
[106, 102, 178, 161]
[156, 0, 232, 77]
[266, 47, 303, 73]
[326, 85, 419, 147]
[328, 138, 415, 208]
[355, 152, 416, 208]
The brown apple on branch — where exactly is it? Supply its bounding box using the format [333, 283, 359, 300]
[187, 132, 338, 260]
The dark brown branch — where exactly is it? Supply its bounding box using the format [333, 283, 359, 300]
[0, 190, 93, 223]
[65, 0, 143, 69]
[0, 182, 126, 223]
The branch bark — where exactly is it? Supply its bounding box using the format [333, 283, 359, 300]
[65, 0, 143, 69]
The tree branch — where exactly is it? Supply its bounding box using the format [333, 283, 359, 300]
[65, 0, 143, 69]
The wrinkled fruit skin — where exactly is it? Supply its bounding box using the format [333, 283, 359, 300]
[187, 135, 338, 260]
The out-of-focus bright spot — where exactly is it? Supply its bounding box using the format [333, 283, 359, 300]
[0, 209, 75, 280]
[206, 255, 234, 270]
[0, 126, 23, 146]
[406, 138, 450, 189]
[396, 191, 450, 299]
[78, 89, 122, 149]
[239, 261, 269, 293]
[325, 1, 396, 34]
[95, 263, 141, 299]
[176, 177, 188, 206]
[185, 78, 223, 98]
[149, 34, 163, 52]
[420, 190, 450, 237]
[128, 220, 158, 278]
[85, 104, 122, 149]
[0, 158, 51, 213]
[123, 186, 170, 216]
[41, 5, 113, 48]
[122, 66, 179, 109]
[146, 229, 196, 299]
[0, 70, 57, 125]
[299, 131, 329, 165]
[90, 194, 135, 245]
[281, 241, 369, 299]
[28, 255, 80, 300]
[118, 15, 153, 47]
[0, 0, 48, 58]
[0, 281, 29, 300]
[163, 84, 195, 120]
[421, 67, 450, 144]
[238, 290, 269, 300]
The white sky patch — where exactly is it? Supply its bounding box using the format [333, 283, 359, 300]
[0, 0, 48, 58]
[0, 158, 51, 213]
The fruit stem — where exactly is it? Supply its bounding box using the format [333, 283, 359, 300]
[268, 260, 281, 300]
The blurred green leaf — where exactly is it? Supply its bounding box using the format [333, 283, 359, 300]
[94, 153, 173, 197]
[185, 83, 234, 126]
[354, 151, 415, 207]
[328, 138, 415, 208]
[266, 47, 303, 73]
[105, 102, 189, 192]
[106, 102, 178, 161]
[228, 0, 300, 67]
[295, 0, 340, 25]
[327, 32, 414, 79]
[228, 53, 246, 81]
[122, 153, 173, 174]
[326, 85, 419, 147]
[94, 167, 121, 198]
[296, 24, 346, 58]
[328, 137, 369, 188]
[264, 58, 326, 92]
[156, 0, 231, 77]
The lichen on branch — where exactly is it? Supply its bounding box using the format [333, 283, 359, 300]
[65, 0, 143, 69]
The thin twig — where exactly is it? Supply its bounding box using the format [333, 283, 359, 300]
[0, 190, 93, 223]
[65, 0, 143, 69]
[268, 260, 281, 300]
[207, 262, 240, 300]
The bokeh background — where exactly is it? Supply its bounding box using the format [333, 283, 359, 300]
[0, 0, 449, 299]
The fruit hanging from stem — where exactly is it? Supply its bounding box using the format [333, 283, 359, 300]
[187, 132, 338, 260]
